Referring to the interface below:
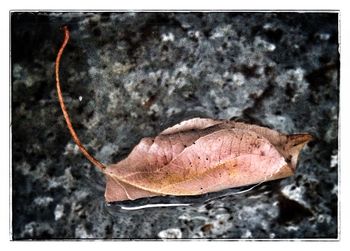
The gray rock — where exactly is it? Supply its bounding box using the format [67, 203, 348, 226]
[11, 12, 338, 239]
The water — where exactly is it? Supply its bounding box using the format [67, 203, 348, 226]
[105, 183, 262, 212]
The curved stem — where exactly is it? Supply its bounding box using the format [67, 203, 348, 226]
[55, 26, 106, 172]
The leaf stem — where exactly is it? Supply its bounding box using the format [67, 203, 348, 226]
[55, 26, 106, 172]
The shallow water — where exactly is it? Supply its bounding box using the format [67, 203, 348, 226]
[105, 183, 262, 213]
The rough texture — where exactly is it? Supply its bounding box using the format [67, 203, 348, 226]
[11, 12, 339, 239]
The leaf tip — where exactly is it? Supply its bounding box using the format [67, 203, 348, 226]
[288, 133, 314, 148]
[284, 133, 313, 172]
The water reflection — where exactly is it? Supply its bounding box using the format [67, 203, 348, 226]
[105, 182, 262, 212]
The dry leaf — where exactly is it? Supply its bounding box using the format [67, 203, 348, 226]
[55, 27, 313, 203]
[104, 118, 312, 202]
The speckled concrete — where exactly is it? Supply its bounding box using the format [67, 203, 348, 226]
[11, 12, 338, 239]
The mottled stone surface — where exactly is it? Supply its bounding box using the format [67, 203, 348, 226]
[11, 12, 339, 239]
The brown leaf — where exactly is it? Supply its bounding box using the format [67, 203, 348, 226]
[104, 118, 313, 202]
[55, 27, 313, 203]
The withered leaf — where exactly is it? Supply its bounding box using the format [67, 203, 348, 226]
[104, 118, 312, 202]
[55, 27, 313, 203]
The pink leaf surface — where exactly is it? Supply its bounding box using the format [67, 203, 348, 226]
[104, 118, 312, 202]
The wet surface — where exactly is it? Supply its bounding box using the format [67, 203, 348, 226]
[11, 12, 338, 239]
